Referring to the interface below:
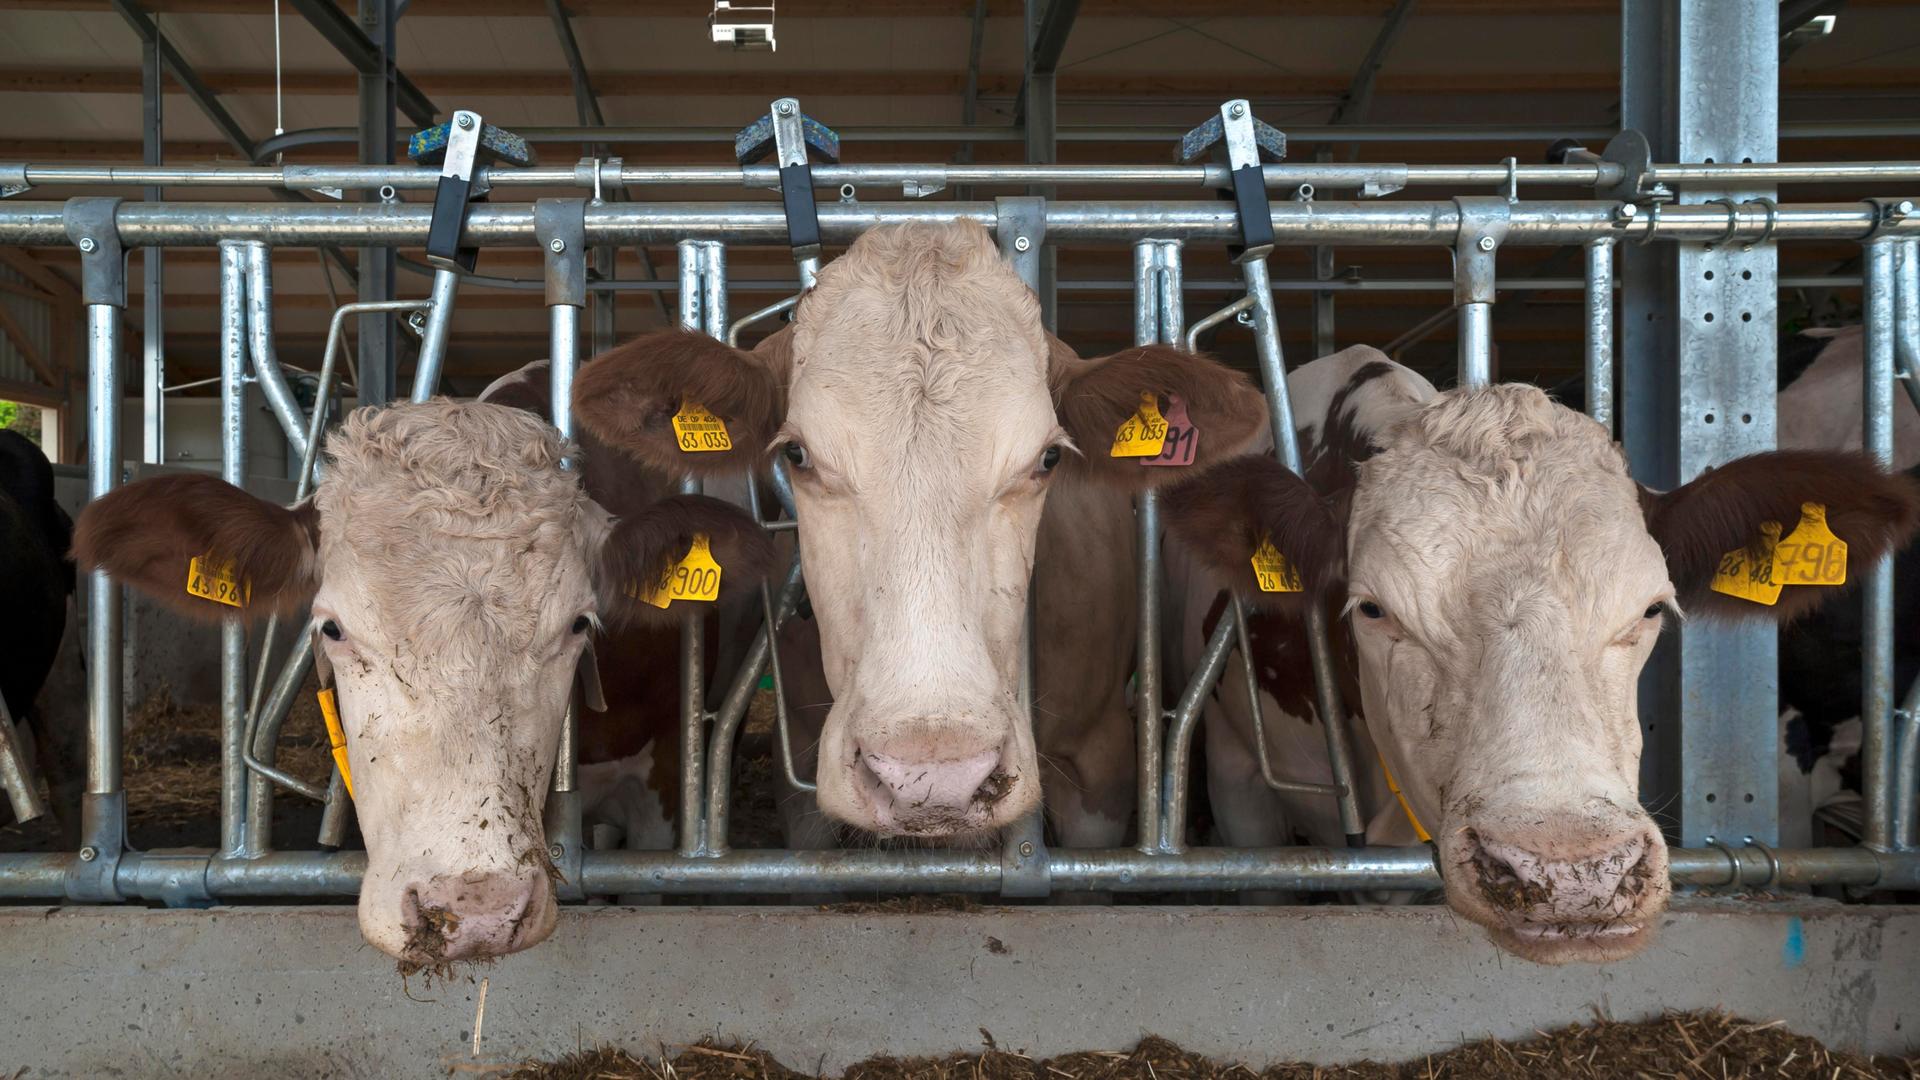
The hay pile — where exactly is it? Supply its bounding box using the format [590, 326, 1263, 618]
[508, 1012, 1918, 1080]
[123, 684, 333, 832]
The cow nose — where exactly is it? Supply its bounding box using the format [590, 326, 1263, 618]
[402, 873, 552, 962]
[1471, 829, 1655, 920]
[855, 745, 1008, 829]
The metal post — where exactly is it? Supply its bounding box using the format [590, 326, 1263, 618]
[1584, 237, 1617, 434]
[409, 268, 458, 402]
[1863, 237, 1898, 851]
[675, 239, 722, 856]
[1624, 0, 1782, 848]
[216, 241, 252, 859]
[242, 244, 312, 465]
[1241, 254, 1368, 846]
[1132, 239, 1165, 854]
[1023, 0, 1058, 330]
[1451, 196, 1507, 390]
[1898, 237, 1920, 418]
[355, 0, 396, 406]
[140, 26, 164, 465]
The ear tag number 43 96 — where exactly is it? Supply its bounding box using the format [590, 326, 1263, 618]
[633, 534, 723, 610]
[673, 401, 732, 453]
[187, 555, 249, 608]
[1110, 391, 1169, 458]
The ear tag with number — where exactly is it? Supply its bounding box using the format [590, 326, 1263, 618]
[1250, 538, 1303, 594]
[672, 401, 733, 453]
[1110, 391, 1169, 458]
[187, 555, 250, 609]
[630, 534, 724, 610]
[1141, 393, 1199, 468]
[1771, 502, 1848, 587]
[316, 688, 354, 801]
[1709, 520, 1785, 606]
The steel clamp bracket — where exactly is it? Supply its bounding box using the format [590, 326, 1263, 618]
[1452, 196, 1511, 307]
[1596, 128, 1653, 201]
[64, 197, 126, 309]
[64, 791, 126, 902]
[411, 111, 536, 274]
[535, 199, 589, 309]
[737, 98, 841, 264]
[0, 163, 30, 199]
[1179, 100, 1285, 263]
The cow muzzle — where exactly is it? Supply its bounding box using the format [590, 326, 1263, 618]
[392, 870, 556, 965]
[820, 718, 1033, 838]
[1445, 817, 1670, 964]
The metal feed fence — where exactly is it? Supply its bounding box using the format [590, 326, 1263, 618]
[2, 100, 1919, 907]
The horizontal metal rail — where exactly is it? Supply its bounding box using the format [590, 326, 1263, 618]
[0, 846, 1912, 900]
[8, 160, 1920, 196]
[1, 199, 1915, 248]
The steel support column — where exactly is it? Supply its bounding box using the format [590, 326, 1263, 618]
[139, 23, 164, 465]
[355, 0, 397, 406]
[1621, 0, 1781, 846]
[1022, 0, 1067, 330]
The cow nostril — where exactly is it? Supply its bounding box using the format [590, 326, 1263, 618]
[973, 769, 1017, 808]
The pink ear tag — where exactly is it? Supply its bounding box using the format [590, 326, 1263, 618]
[1141, 393, 1198, 468]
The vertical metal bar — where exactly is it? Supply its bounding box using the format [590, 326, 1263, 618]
[355, 0, 396, 406]
[1456, 302, 1492, 389]
[1132, 240, 1164, 855]
[1023, 0, 1057, 330]
[1585, 237, 1617, 434]
[85, 303, 123, 803]
[218, 242, 251, 859]
[547, 299, 582, 819]
[1311, 148, 1335, 358]
[410, 267, 459, 402]
[677, 239, 703, 332]
[140, 26, 164, 465]
[1863, 238, 1898, 852]
[1241, 254, 1367, 845]
[242, 243, 312, 466]
[1894, 673, 1920, 852]
[592, 247, 616, 355]
[676, 240, 721, 856]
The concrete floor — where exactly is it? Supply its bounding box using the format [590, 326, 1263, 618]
[1, 900, 1914, 1078]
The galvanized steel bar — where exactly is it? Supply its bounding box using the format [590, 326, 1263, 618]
[410, 268, 460, 403]
[1585, 237, 1617, 433]
[1160, 604, 1236, 852]
[1456, 303, 1492, 388]
[1240, 254, 1367, 845]
[674, 239, 724, 856]
[1131, 239, 1165, 854]
[82, 312, 122, 805]
[1863, 238, 1899, 852]
[1896, 237, 1920, 419]
[217, 241, 251, 859]
[241, 243, 312, 463]
[704, 555, 810, 854]
[1895, 675, 1920, 852]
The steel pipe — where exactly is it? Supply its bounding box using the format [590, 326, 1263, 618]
[1584, 237, 1617, 433]
[5, 201, 1918, 249]
[410, 267, 459, 402]
[241, 243, 311, 464]
[1894, 675, 1920, 852]
[1131, 240, 1168, 853]
[703, 555, 809, 854]
[217, 242, 251, 859]
[83, 303, 122, 801]
[1896, 238, 1920, 419]
[1863, 238, 1899, 852]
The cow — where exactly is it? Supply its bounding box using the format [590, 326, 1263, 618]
[71, 400, 774, 965]
[1162, 349, 1920, 963]
[0, 429, 85, 845]
[570, 220, 1271, 847]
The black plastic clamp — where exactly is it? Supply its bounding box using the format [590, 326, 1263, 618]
[408, 109, 535, 273]
[1178, 99, 1286, 263]
[736, 97, 841, 265]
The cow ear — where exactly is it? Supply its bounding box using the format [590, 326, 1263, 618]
[71, 473, 320, 622]
[572, 328, 785, 478]
[595, 494, 779, 628]
[1162, 454, 1344, 615]
[1051, 338, 1270, 488]
[1645, 450, 1920, 621]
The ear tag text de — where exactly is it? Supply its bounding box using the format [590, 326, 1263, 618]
[1250, 538, 1302, 594]
[632, 534, 723, 609]
[1709, 520, 1785, 606]
[1110, 391, 1169, 458]
[672, 401, 732, 453]
[1771, 502, 1847, 587]
[1141, 393, 1199, 468]
[186, 555, 249, 609]
[316, 688, 354, 801]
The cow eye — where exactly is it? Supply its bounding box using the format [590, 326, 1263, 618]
[571, 615, 592, 635]
[1643, 603, 1665, 620]
[1038, 445, 1062, 474]
[1356, 600, 1386, 620]
[782, 442, 810, 470]
[320, 619, 344, 641]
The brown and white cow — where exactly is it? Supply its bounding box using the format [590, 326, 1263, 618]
[71, 400, 773, 965]
[1164, 349, 1919, 963]
[571, 220, 1269, 845]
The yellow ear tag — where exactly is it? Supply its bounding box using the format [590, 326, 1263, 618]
[1109, 391, 1169, 458]
[634, 534, 724, 610]
[1771, 502, 1848, 587]
[186, 555, 249, 609]
[672, 401, 733, 453]
[316, 688, 354, 802]
[1250, 538, 1303, 594]
[1709, 520, 1785, 606]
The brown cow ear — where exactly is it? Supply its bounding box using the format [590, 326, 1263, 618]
[1162, 454, 1344, 615]
[572, 328, 785, 478]
[1645, 451, 1920, 621]
[595, 494, 778, 628]
[71, 473, 319, 622]
[1051, 339, 1270, 488]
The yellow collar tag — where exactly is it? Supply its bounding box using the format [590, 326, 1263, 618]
[317, 688, 354, 802]
[672, 401, 733, 453]
[1109, 391, 1169, 458]
[1709, 520, 1785, 606]
[1249, 538, 1302, 593]
[187, 555, 250, 609]
[1771, 502, 1847, 587]
[634, 534, 723, 610]
[1377, 750, 1431, 843]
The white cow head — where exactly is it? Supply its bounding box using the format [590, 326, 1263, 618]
[574, 221, 1268, 839]
[74, 401, 772, 968]
[1168, 378, 1919, 962]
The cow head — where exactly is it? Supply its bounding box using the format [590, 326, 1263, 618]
[1169, 381, 1920, 963]
[574, 220, 1266, 839]
[72, 401, 772, 966]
